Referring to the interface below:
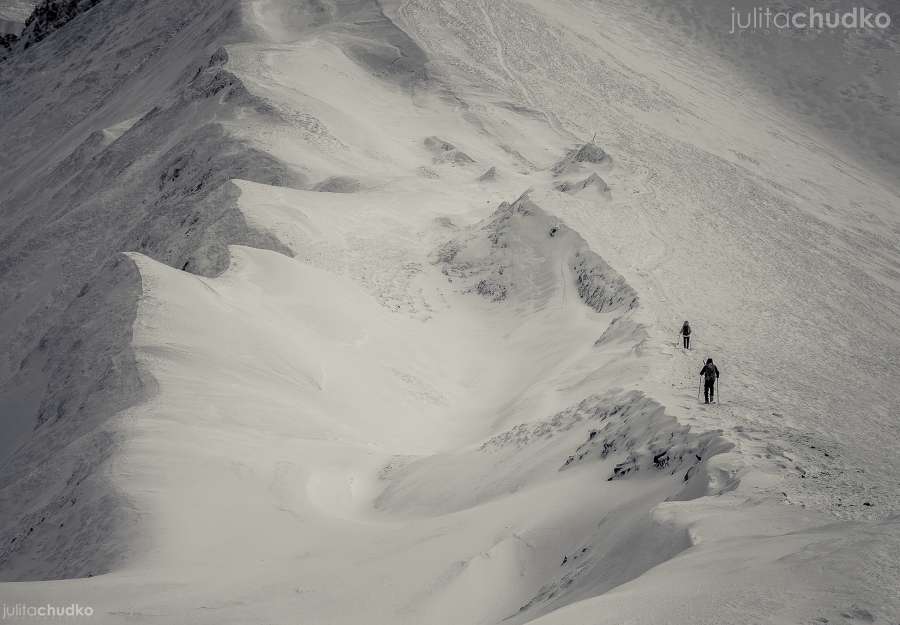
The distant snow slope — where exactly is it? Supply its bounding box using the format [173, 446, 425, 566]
[1, 0, 899, 623]
[634, 0, 900, 185]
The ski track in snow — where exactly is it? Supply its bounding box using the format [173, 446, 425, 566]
[1, 0, 899, 623]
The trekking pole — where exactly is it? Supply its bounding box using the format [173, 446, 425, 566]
[697, 377, 702, 401]
[717, 377, 720, 404]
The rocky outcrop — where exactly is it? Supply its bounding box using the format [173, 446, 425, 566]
[424, 135, 475, 165]
[0, 32, 16, 57]
[572, 249, 637, 313]
[559, 391, 731, 484]
[554, 172, 610, 196]
[552, 140, 612, 176]
[477, 166, 498, 181]
[434, 193, 637, 313]
[18, 0, 103, 49]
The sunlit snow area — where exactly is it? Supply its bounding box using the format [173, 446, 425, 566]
[1, 0, 899, 623]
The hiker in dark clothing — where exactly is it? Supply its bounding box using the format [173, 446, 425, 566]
[680, 321, 691, 349]
[700, 358, 719, 404]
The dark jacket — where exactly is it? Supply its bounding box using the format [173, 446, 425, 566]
[700, 363, 719, 382]
[681, 322, 691, 336]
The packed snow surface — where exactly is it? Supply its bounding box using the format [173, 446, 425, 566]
[1, 0, 899, 623]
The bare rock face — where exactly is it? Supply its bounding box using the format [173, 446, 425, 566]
[558, 391, 730, 482]
[552, 140, 612, 176]
[554, 172, 610, 196]
[18, 0, 103, 49]
[424, 136, 475, 165]
[478, 166, 498, 182]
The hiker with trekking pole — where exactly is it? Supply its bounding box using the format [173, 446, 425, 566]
[699, 358, 720, 404]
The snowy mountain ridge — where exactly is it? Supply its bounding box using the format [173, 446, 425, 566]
[1, 0, 899, 623]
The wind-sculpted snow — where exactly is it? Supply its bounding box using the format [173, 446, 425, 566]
[558, 391, 731, 484]
[393, 0, 900, 521]
[593, 315, 649, 355]
[374, 390, 730, 623]
[435, 193, 638, 312]
[247, 0, 429, 88]
[0, 4, 301, 579]
[475, 391, 731, 489]
[2, 0, 900, 620]
[378, 390, 730, 515]
[0, 0, 437, 584]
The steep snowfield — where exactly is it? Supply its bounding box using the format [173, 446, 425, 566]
[633, 0, 900, 183]
[1, 0, 899, 623]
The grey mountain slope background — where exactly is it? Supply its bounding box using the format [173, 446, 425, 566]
[1, 0, 899, 623]
[636, 0, 900, 184]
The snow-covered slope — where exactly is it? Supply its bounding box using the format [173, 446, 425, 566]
[1, 0, 898, 623]
[634, 0, 900, 183]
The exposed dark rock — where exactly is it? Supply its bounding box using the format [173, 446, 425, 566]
[554, 173, 610, 196]
[478, 166, 498, 182]
[424, 136, 475, 165]
[552, 140, 612, 175]
[19, 0, 104, 50]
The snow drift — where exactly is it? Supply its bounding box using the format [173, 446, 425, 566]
[1, 0, 899, 623]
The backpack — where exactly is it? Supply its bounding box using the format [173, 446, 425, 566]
[682, 323, 691, 336]
[703, 364, 717, 382]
